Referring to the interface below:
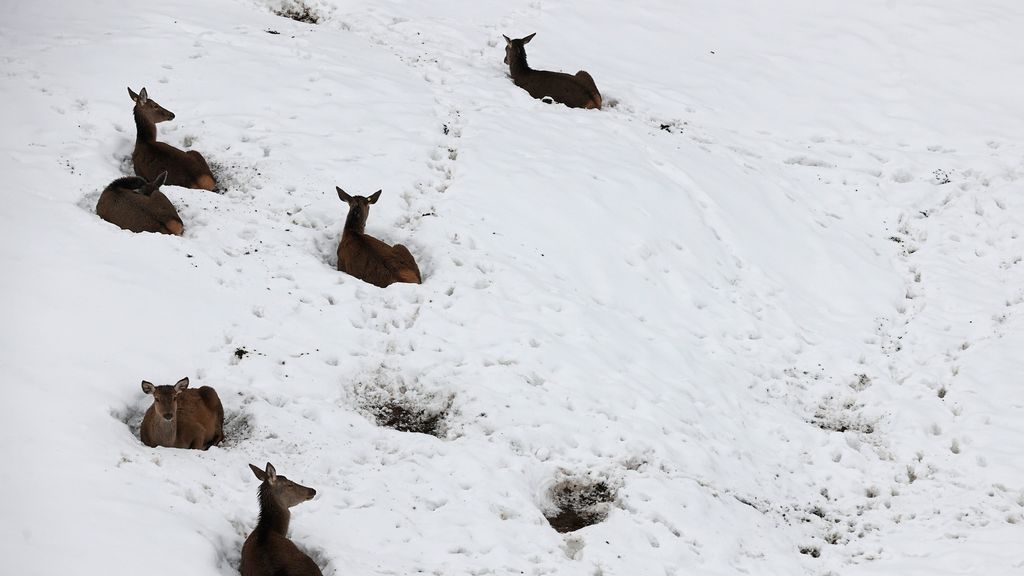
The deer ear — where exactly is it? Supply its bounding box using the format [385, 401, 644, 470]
[264, 462, 277, 483]
[367, 190, 382, 204]
[152, 171, 168, 190]
[174, 377, 189, 392]
[336, 186, 352, 203]
[503, 34, 511, 44]
[141, 381, 154, 394]
[128, 87, 139, 102]
[522, 33, 536, 44]
[138, 87, 148, 104]
[249, 463, 266, 481]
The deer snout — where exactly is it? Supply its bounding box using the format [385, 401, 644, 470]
[306, 488, 317, 501]
[162, 412, 174, 421]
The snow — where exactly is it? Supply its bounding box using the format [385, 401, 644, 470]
[2, 0, 1023, 574]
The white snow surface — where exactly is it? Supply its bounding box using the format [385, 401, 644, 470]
[2, 0, 1023, 574]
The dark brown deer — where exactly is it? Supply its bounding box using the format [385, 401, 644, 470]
[96, 172, 184, 235]
[503, 33, 602, 110]
[139, 377, 224, 449]
[128, 86, 217, 191]
[241, 463, 322, 576]
[336, 187, 422, 288]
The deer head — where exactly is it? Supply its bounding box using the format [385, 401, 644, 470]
[128, 87, 176, 124]
[131, 172, 168, 197]
[249, 463, 317, 508]
[503, 33, 535, 65]
[337, 187, 382, 233]
[141, 377, 189, 421]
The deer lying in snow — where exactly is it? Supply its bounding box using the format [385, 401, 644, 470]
[128, 86, 217, 191]
[336, 187, 422, 288]
[241, 463, 322, 576]
[503, 33, 602, 110]
[96, 172, 184, 235]
[140, 377, 224, 449]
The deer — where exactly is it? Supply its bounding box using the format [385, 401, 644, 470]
[139, 377, 224, 450]
[96, 172, 184, 235]
[503, 33, 602, 110]
[335, 187, 422, 288]
[128, 86, 217, 191]
[241, 463, 322, 576]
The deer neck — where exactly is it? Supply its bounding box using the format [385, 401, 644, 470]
[149, 415, 178, 445]
[134, 107, 158, 143]
[508, 50, 531, 78]
[344, 208, 368, 235]
[256, 484, 291, 536]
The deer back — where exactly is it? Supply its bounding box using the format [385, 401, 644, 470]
[174, 386, 223, 449]
[519, 69, 602, 109]
[388, 243, 422, 284]
[337, 232, 422, 288]
[241, 532, 323, 576]
[199, 386, 225, 447]
[96, 176, 183, 235]
[133, 141, 216, 191]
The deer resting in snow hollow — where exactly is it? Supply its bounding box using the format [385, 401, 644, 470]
[128, 86, 217, 191]
[96, 172, 184, 235]
[140, 377, 224, 449]
[503, 33, 602, 110]
[336, 187, 422, 288]
[241, 462, 322, 576]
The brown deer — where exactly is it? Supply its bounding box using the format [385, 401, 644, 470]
[128, 86, 217, 191]
[241, 463, 322, 576]
[139, 377, 224, 449]
[335, 187, 422, 288]
[96, 172, 184, 235]
[503, 33, 602, 110]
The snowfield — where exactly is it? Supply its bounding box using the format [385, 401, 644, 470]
[1, 0, 1023, 574]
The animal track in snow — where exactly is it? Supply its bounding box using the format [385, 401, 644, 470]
[867, 154, 1024, 550]
[784, 155, 835, 168]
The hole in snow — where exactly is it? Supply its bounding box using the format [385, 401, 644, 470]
[353, 367, 453, 438]
[118, 153, 133, 176]
[77, 188, 103, 215]
[219, 408, 256, 448]
[112, 400, 253, 448]
[370, 401, 448, 436]
[799, 545, 821, 558]
[112, 402, 147, 441]
[271, 0, 321, 24]
[544, 474, 617, 533]
[810, 395, 876, 434]
[208, 158, 262, 196]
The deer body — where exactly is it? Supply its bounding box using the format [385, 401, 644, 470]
[336, 188, 422, 288]
[504, 33, 602, 110]
[242, 463, 322, 576]
[96, 172, 184, 235]
[140, 378, 224, 450]
[128, 87, 217, 191]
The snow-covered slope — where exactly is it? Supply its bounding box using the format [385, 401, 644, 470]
[1, 1, 1022, 574]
